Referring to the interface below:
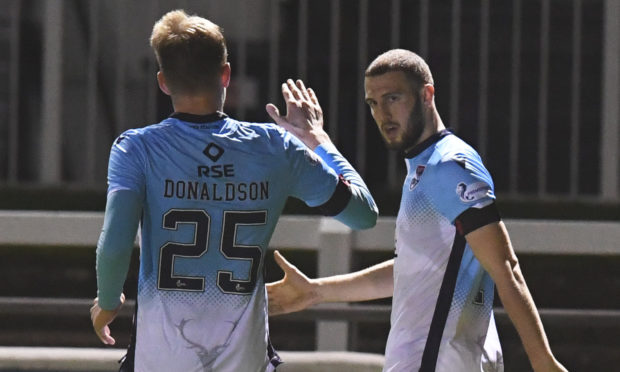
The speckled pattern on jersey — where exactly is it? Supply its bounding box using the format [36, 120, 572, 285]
[384, 132, 504, 372]
[107, 115, 342, 372]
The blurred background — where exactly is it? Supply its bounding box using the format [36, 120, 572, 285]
[0, 0, 619, 371]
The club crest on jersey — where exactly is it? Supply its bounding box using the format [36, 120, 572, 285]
[456, 181, 491, 202]
[409, 165, 426, 190]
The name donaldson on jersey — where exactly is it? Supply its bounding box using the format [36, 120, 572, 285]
[163, 179, 269, 201]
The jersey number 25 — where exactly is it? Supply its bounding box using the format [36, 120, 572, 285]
[158, 209, 267, 295]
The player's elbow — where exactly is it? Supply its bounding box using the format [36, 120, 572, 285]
[339, 205, 378, 230]
[491, 255, 526, 291]
[358, 209, 378, 230]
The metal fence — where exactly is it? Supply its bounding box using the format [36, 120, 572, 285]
[0, 0, 619, 201]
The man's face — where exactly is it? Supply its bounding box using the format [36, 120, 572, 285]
[364, 71, 425, 152]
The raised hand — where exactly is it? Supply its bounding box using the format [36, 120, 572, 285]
[267, 250, 319, 316]
[266, 79, 331, 149]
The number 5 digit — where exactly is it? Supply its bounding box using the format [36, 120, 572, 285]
[217, 210, 267, 294]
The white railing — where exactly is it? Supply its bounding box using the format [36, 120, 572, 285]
[1, 212, 619, 351]
[1, 211, 619, 255]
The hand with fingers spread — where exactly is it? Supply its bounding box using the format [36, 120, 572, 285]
[267, 250, 319, 316]
[90, 293, 125, 345]
[266, 79, 331, 150]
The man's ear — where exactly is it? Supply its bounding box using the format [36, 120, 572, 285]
[422, 84, 435, 107]
[221, 63, 231, 88]
[157, 71, 171, 96]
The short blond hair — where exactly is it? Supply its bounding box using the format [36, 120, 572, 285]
[150, 10, 227, 95]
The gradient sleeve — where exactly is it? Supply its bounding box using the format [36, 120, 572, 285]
[96, 189, 142, 310]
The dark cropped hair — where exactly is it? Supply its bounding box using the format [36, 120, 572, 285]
[365, 49, 434, 91]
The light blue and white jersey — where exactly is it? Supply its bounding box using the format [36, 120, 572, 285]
[106, 112, 376, 372]
[385, 130, 503, 372]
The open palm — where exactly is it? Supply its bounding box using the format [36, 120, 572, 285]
[266, 79, 329, 149]
[267, 250, 318, 316]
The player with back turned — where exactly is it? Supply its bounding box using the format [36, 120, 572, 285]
[89, 10, 377, 372]
[267, 49, 568, 372]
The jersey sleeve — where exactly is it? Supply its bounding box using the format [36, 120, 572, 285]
[283, 132, 339, 204]
[283, 133, 377, 229]
[454, 202, 501, 236]
[428, 152, 496, 225]
[314, 142, 378, 229]
[97, 131, 146, 310]
[107, 130, 146, 195]
[96, 189, 142, 310]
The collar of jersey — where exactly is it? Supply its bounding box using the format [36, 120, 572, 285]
[402, 129, 452, 158]
[169, 111, 228, 123]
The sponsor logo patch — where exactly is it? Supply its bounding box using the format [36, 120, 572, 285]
[409, 165, 426, 190]
[456, 181, 491, 202]
[203, 142, 225, 162]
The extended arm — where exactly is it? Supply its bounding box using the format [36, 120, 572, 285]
[467, 222, 567, 372]
[266, 79, 378, 229]
[91, 189, 142, 345]
[267, 250, 393, 316]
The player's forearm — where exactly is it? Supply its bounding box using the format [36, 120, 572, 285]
[96, 190, 142, 310]
[313, 259, 394, 304]
[314, 143, 379, 229]
[494, 263, 558, 371]
[314, 142, 366, 189]
[467, 223, 561, 370]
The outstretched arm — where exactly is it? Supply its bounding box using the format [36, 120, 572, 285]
[467, 222, 567, 372]
[267, 250, 394, 316]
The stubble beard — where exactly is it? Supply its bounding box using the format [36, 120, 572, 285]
[382, 101, 425, 152]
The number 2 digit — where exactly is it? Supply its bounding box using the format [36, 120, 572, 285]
[159, 209, 210, 291]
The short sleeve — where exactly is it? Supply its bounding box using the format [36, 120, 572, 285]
[427, 153, 496, 224]
[282, 132, 339, 207]
[107, 130, 146, 195]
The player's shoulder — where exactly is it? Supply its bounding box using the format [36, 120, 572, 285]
[224, 118, 298, 149]
[117, 120, 173, 139]
[112, 128, 143, 150]
[428, 135, 482, 169]
[433, 134, 479, 162]
[228, 118, 285, 136]
[423, 134, 495, 215]
[112, 121, 173, 153]
[425, 134, 490, 182]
